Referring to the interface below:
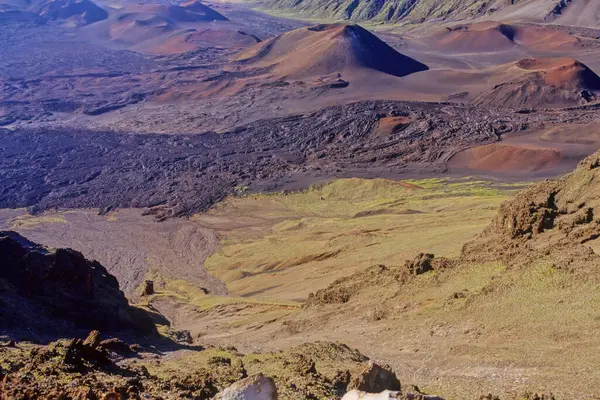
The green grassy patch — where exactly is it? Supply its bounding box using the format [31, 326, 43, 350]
[197, 177, 520, 302]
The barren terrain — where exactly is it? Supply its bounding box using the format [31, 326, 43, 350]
[4, 0, 600, 398]
[0, 100, 548, 218]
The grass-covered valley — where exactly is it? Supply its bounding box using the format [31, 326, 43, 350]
[5, 170, 600, 398]
[5, 0, 600, 397]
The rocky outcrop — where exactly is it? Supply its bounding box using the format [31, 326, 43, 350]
[1, 339, 388, 399]
[404, 253, 434, 275]
[349, 361, 401, 393]
[306, 265, 403, 306]
[0, 231, 156, 338]
[141, 280, 155, 296]
[306, 255, 453, 306]
[99, 338, 138, 356]
[462, 150, 600, 272]
[63, 331, 112, 371]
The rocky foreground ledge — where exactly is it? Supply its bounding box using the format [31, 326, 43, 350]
[0, 230, 440, 399]
[0, 327, 557, 400]
[0, 328, 436, 399]
[0, 231, 559, 400]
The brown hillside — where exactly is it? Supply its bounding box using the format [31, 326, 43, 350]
[427, 22, 580, 53]
[234, 23, 428, 78]
[122, 2, 228, 24]
[179, 0, 229, 21]
[516, 58, 600, 88]
[135, 28, 260, 55]
[107, 12, 174, 44]
[474, 57, 600, 108]
[83, 1, 231, 50]
[32, 0, 107, 26]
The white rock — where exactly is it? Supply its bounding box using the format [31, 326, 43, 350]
[213, 373, 277, 400]
[342, 390, 402, 400]
[342, 390, 444, 400]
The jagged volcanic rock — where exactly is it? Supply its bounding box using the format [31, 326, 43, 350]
[0, 231, 156, 338]
[462, 150, 600, 271]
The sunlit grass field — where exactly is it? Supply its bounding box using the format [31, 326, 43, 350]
[196, 177, 523, 301]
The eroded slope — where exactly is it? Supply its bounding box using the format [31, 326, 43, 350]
[259, 0, 558, 23]
[463, 149, 600, 271]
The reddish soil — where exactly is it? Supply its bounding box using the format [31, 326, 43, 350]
[515, 25, 581, 51]
[233, 23, 428, 78]
[120, 3, 227, 24]
[428, 22, 516, 52]
[426, 21, 581, 53]
[32, 0, 108, 26]
[448, 143, 562, 173]
[371, 116, 413, 137]
[516, 57, 600, 88]
[106, 13, 174, 44]
[449, 122, 600, 176]
[136, 28, 260, 55]
[474, 57, 600, 108]
[81, 1, 240, 54]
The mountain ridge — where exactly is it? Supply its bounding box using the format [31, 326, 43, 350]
[257, 0, 567, 24]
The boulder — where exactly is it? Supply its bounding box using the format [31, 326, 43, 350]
[170, 329, 193, 344]
[83, 330, 101, 349]
[99, 338, 135, 356]
[343, 390, 402, 399]
[214, 373, 277, 400]
[349, 361, 401, 393]
[63, 333, 111, 370]
[141, 280, 154, 296]
[343, 390, 444, 399]
[405, 253, 434, 275]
